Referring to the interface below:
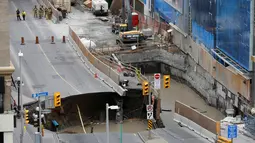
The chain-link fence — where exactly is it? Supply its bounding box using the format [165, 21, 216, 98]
[129, 6, 170, 35]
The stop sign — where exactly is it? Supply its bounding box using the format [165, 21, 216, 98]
[154, 74, 160, 79]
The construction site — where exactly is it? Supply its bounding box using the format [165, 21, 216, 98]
[7, 0, 255, 142]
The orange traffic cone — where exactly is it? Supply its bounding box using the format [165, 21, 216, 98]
[21, 37, 25, 45]
[35, 36, 39, 44]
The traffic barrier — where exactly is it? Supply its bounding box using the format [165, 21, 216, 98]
[21, 37, 25, 45]
[174, 101, 217, 142]
[217, 136, 232, 143]
[148, 120, 153, 130]
[35, 36, 39, 44]
[62, 36, 66, 43]
[51, 36, 54, 44]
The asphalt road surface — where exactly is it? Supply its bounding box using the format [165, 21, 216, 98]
[10, 0, 114, 104]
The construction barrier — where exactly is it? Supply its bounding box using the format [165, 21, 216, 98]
[21, 37, 25, 45]
[62, 36, 66, 43]
[35, 36, 39, 44]
[51, 36, 55, 44]
[174, 100, 217, 142]
[217, 136, 232, 143]
[68, 26, 126, 96]
[130, 6, 170, 35]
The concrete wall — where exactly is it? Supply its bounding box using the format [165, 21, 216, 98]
[0, 0, 10, 67]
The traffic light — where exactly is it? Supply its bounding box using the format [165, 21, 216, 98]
[163, 75, 170, 88]
[142, 81, 149, 96]
[33, 114, 39, 127]
[24, 109, 29, 124]
[54, 92, 61, 107]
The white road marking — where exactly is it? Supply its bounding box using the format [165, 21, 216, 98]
[11, 1, 81, 94]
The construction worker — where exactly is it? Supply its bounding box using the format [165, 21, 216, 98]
[39, 6, 43, 19]
[48, 7, 52, 20]
[44, 7, 48, 19]
[21, 10, 26, 21]
[33, 5, 38, 18]
[40, 5, 44, 16]
[16, 9, 21, 21]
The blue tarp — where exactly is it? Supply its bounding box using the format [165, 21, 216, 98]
[154, 0, 181, 25]
[216, 0, 251, 70]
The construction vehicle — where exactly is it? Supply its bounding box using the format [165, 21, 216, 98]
[112, 16, 127, 34]
[114, 0, 145, 45]
[116, 30, 145, 45]
[92, 0, 109, 16]
[112, 23, 128, 34]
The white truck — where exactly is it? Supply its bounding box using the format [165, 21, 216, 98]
[92, 0, 108, 16]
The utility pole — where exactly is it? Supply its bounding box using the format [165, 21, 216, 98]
[18, 50, 24, 143]
[39, 95, 42, 143]
[106, 103, 109, 143]
[16, 77, 21, 119]
[148, 92, 152, 139]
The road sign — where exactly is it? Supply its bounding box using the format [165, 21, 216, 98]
[147, 111, 153, 119]
[42, 109, 51, 114]
[228, 125, 237, 138]
[154, 73, 161, 89]
[32, 92, 48, 98]
[32, 93, 39, 98]
[38, 92, 48, 96]
[146, 105, 153, 112]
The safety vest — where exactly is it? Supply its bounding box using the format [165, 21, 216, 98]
[22, 11, 26, 16]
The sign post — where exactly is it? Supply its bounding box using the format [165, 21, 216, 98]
[32, 91, 48, 143]
[228, 124, 237, 142]
[154, 73, 161, 89]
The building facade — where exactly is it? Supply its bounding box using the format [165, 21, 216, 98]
[148, 0, 255, 113]
[0, 0, 15, 142]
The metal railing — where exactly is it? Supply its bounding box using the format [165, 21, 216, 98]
[244, 114, 255, 136]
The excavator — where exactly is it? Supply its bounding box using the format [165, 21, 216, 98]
[113, 0, 146, 45]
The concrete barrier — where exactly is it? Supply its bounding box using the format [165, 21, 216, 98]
[68, 26, 126, 96]
[174, 101, 217, 143]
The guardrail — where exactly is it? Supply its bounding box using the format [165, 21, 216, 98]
[38, 0, 61, 23]
[69, 26, 126, 96]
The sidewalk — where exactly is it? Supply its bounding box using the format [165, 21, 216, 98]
[14, 118, 58, 143]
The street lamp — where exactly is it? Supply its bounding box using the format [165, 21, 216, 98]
[18, 50, 24, 143]
[106, 103, 120, 143]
